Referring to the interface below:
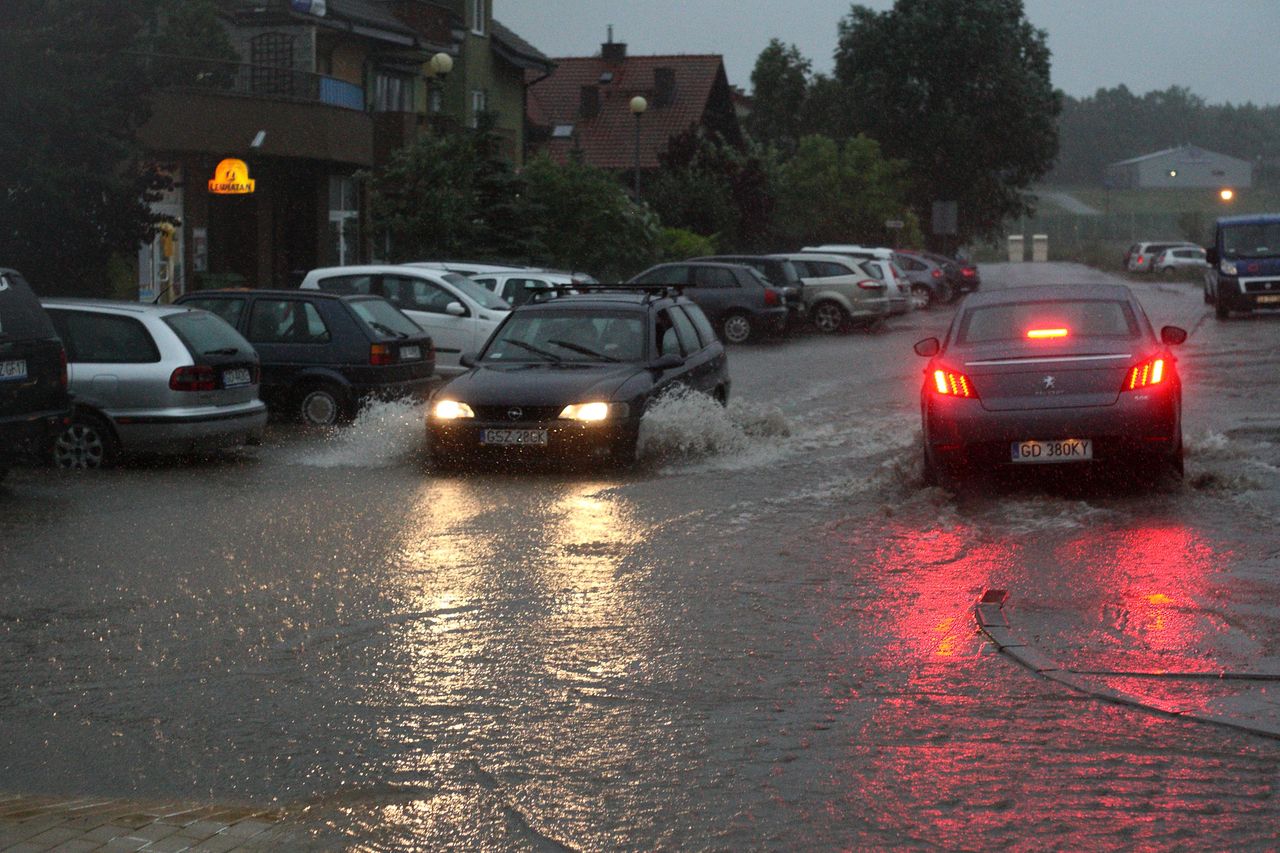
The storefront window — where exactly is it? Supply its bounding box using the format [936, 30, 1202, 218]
[328, 175, 359, 266]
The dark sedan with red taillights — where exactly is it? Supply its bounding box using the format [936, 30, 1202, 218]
[914, 284, 1186, 487]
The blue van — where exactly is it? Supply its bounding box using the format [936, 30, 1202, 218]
[1206, 214, 1280, 319]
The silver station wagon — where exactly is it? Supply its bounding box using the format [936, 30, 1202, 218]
[41, 299, 268, 468]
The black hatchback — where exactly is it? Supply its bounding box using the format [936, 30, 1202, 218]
[427, 285, 729, 467]
[0, 269, 71, 480]
[176, 289, 436, 425]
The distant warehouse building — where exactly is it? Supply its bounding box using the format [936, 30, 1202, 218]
[1105, 144, 1253, 190]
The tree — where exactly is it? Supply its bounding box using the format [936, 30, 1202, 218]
[0, 0, 170, 296]
[774, 134, 919, 247]
[747, 40, 811, 152]
[835, 0, 1061, 244]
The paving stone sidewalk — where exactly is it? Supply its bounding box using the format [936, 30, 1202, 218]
[0, 794, 327, 852]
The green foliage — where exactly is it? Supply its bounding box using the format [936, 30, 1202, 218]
[774, 135, 917, 247]
[657, 228, 717, 261]
[0, 0, 170, 296]
[747, 40, 811, 152]
[834, 0, 1061, 243]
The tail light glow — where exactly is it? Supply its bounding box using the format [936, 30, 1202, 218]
[931, 269, 943, 278]
[857, 279, 883, 289]
[763, 288, 781, 307]
[1124, 357, 1167, 391]
[1027, 328, 1069, 339]
[932, 368, 975, 398]
[370, 343, 394, 366]
[169, 365, 217, 392]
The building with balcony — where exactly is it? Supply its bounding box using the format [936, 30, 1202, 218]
[136, 0, 548, 298]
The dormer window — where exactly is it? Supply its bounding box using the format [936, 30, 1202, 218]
[471, 0, 486, 36]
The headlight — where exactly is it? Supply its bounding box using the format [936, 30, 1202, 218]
[1220, 258, 1238, 275]
[432, 399, 475, 420]
[558, 401, 615, 422]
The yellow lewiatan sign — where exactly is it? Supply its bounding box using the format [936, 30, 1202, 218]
[208, 158, 255, 194]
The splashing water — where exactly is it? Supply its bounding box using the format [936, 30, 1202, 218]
[636, 388, 790, 468]
[297, 398, 429, 468]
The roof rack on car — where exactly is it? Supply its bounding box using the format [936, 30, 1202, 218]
[524, 282, 684, 303]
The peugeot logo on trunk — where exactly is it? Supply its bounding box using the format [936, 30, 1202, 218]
[1042, 375, 1056, 390]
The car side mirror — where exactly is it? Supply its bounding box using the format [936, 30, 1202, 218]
[458, 352, 477, 368]
[914, 337, 941, 357]
[1160, 326, 1187, 346]
[650, 353, 685, 371]
[445, 301, 467, 317]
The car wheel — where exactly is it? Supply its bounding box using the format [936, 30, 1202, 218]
[52, 413, 118, 470]
[299, 385, 347, 426]
[910, 284, 932, 310]
[810, 301, 849, 334]
[721, 312, 753, 344]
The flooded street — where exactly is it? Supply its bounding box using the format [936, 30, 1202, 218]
[4, 263, 1280, 849]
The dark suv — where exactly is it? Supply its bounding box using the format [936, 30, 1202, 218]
[627, 261, 790, 344]
[0, 269, 71, 480]
[176, 289, 436, 425]
[691, 255, 805, 326]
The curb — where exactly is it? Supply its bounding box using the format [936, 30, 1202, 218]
[974, 589, 1280, 742]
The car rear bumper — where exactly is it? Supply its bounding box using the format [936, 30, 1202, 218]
[924, 391, 1180, 473]
[0, 407, 71, 464]
[112, 401, 269, 453]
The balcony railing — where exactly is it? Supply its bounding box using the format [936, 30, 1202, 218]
[140, 53, 366, 112]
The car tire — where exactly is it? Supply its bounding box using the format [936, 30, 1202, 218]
[52, 412, 118, 470]
[910, 284, 932, 310]
[810, 301, 849, 334]
[1215, 299, 1229, 320]
[721, 312, 753, 344]
[299, 385, 348, 427]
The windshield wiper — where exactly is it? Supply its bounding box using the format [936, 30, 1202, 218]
[504, 339, 562, 361]
[368, 321, 408, 339]
[204, 347, 239, 355]
[547, 338, 619, 362]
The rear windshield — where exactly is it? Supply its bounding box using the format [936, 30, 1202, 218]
[0, 271, 56, 339]
[958, 299, 1140, 344]
[348, 298, 422, 338]
[1221, 222, 1280, 259]
[164, 311, 253, 357]
[442, 273, 510, 310]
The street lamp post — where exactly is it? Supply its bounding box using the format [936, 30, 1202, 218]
[629, 95, 647, 201]
[428, 52, 453, 116]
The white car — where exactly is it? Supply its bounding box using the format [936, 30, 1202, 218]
[468, 271, 579, 308]
[1155, 246, 1208, 273]
[406, 260, 536, 277]
[299, 265, 510, 375]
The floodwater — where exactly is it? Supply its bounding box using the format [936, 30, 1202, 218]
[2, 263, 1280, 849]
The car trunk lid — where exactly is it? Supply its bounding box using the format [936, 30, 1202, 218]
[961, 341, 1133, 411]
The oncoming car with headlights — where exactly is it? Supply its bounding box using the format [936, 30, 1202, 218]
[427, 285, 729, 467]
[914, 284, 1186, 487]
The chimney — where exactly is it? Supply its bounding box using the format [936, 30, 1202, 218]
[653, 67, 676, 107]
[579, 85, 600, 118]
[602, 26, 626, 64]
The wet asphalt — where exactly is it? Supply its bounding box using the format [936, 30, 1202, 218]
[3, 262, 1280, 849]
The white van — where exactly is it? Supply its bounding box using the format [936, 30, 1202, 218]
[299, 265, 510, 375]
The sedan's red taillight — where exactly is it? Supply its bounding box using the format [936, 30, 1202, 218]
[170, 365, 217, 392]
[932, 368, 976, 398]
[1123, 357, 1167, 391]
[370, 343, 394, 366]
[763, 288, 781, 307]
[961, 268, 976, 278]
[857, 279, 883, 290]
[931, 269, 943, 279]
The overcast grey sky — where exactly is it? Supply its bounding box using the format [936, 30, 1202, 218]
[497, 1, 1280, 106]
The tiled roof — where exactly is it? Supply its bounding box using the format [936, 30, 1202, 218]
[327, 0, 418, 39]
[490, 19, 552, 72]
[528, 54, 730, 170]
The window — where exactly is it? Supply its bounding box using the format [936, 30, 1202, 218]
[348, 299, 422, 338]
[328, 176, 359, 267]
[667, 307, 699, 354]
[655, 310, 680, 357]
[374, 72, 414, 112]
[179, 298, 245, 329]
[382, 276, 459, 315]
[471, 0, 486, 35]
[634, 265, 688, 285]
[47, 311, 160, 364]
[250, 32, 296, 96]
[469, 89, 487, 128]
[247, 300, 331, 345]
[681, 303, 717, 346]
[693, 266, 737, 289]
[315, 275, 374, 296]
[503, 278, 551, 307]
[164, 312, 251, 358]
[958, 300, 1139, 345]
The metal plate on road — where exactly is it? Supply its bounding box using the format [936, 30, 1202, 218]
[1011, 438, 1092, 463]
[0, 359, 28, 381]
[481, 428, 548, 446]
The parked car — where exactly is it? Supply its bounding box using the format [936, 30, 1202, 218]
[40, 299, 266, 469]
[407, 260, 536, 277]
[1124, 241, 1200, 273]
[299, 265, 509, 375]
[469, 271, 579, 308]
[690, 255, 806, 326]
[176, 290, 435, 426]
[0, 269, 71, 480]
[892, 251, 952, 308]
[427, 285, 729, 468]
[913, 283, 1185, 489]
[627, 262, 790, 344]
[776, 253, 890, 332]
[1154, 246, 1208, 273]
[801, 245, 913, 314]
[901, 249, 982, 297]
